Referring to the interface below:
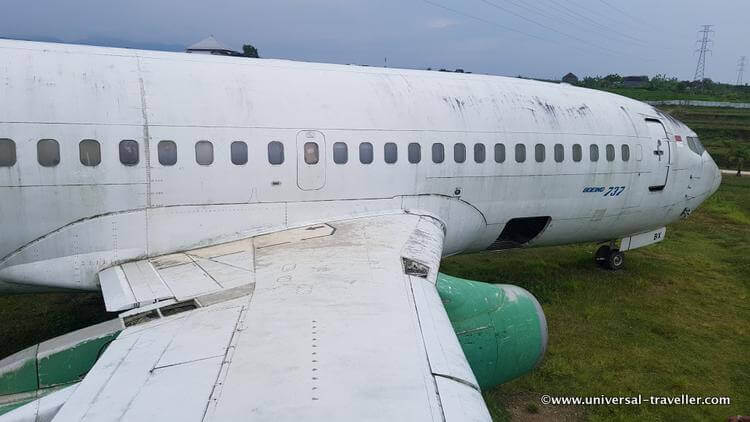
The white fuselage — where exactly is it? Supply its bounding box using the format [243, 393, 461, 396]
[0, 40, 721, 292]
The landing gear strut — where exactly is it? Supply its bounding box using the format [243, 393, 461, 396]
[595, 245, 625, 271]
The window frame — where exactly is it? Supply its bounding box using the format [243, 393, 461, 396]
[304, 142, 319, 165]
[38, 139, 61, 167]
[606, 144, 615, 162]
[268, 141, 285, 165]
[119, 140, 139, 166]
[79, 139, 101, 167]
[408, 142, 421, 164]
[554, 144, 564, 163]
[621, 144, 630, 162]
[158, 140, 178, 166]
[195, 140, 214, 166]
[432, 143, 445, 164]
[359, 142, 373, 164]
[231, 141, 248, 165]
[0, 138, 17, 167]
[333, 142, 348, 164]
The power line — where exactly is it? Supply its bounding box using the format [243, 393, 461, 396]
[738, 56, 747, 86]
[542, 0, 651, 46]
[597, 0, 652, 29]
[499, 0, 653, 50]
[693, 24, 714, 84]
[476, 0, 626, 56]
[421, 0, 551, 43]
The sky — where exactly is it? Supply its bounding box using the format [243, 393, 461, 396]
[1, 0, 748, 83]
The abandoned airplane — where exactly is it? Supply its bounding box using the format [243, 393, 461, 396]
[0, 39, 720, 421]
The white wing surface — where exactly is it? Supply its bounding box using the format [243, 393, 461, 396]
[49, 213, 490, 421]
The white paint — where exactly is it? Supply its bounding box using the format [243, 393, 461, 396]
[620, 227, 667, 252]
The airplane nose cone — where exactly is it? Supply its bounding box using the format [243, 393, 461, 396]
[706, 153, 721, 195]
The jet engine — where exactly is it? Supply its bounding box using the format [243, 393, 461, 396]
[437, 273, 548, 390]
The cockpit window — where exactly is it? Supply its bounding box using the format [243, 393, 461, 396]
[686, 136, 705, 156]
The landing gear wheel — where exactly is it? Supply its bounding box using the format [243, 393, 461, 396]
[595, 245, 610, 268]
[606, 250, 625, 271]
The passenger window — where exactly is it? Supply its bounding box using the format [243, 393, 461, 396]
[304, 142, 319, 165]
[515, 143, 526, 163]
[474, 143, 485, 163]
[268, 141, 284, 165]
[119, 140, 139, 166]
[384, 142, 398, 164]
[359, 142, 373, 164]
[158, 140, 177, 166]
[231, 141, 248, 165]
[535, 143, 545, 162]
[333, 142, 348, 164]
[606, 144, 615, 161]
[196, 141, 214, 165]
[621, 144, 630, 162]
[408, 143, 421, 164]
[38, 139, 60, 167]
[554, 144, 564, 163]
[590, 144, 599, 162]
[454, 143, 466, 163]
[79, 139, 101, 167]
[494, 143, 505, 163]
[432, 143, 444, 163]
[0, 139, 16, 167]
[572, 144, 582, 162]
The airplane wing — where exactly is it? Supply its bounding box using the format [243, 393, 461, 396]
[46, 213, 491, 421]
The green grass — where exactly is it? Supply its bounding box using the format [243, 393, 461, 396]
[0, 293, 113, 358]
[651, 105, 750, 170]
[598, 87, 750, 103]
[442, 176, 750, 421]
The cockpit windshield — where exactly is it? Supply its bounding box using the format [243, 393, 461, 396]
[686, 136, 705, 156]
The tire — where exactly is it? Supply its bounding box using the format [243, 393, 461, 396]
[606, 250, 625, 271]
[595, 245, 610, 267]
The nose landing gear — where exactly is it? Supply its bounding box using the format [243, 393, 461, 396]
[595, 245, 625, 271]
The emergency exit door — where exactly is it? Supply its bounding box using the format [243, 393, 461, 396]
[645, 119, 671, 191]
[296, 130, 326, 190]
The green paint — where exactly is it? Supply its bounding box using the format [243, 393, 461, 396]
[1, 322, 121, 400]
[0, 398, 35, 416]
[437, 273, 547, 390]
[37, 332, 120, 388]
[0, 345, 39, 396]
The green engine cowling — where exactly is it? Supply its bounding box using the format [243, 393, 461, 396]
[437, 273, 548, 390]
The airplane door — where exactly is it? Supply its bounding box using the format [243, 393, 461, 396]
[296, 130, 326, 190]
[645, 119, 670, 191]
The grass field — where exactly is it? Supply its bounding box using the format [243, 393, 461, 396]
[442, 175, 750, 421]
[656, 105, 750, 170]
[597, 87, 750, 104]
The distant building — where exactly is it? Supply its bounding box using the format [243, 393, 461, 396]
[562, 72, 579, 84]
[186, 36, 241, 56]
[622, 75, 649, 88]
